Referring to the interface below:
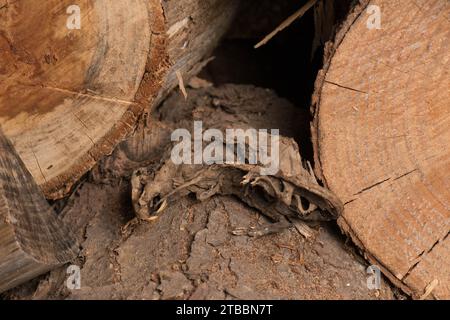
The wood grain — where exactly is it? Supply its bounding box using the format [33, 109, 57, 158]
[0, 0, 238, 199]
[0, 129, 78, 293]
[313, 0, 449, 299]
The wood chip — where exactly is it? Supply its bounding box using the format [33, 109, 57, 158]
[176, 70, 188, 100]
[188, 77, 213, 89]
[419, 279, 439, 300]
[289, 218, 316, 239]
[254, 0, 317, 49]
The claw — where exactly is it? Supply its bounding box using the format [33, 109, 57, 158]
[232, 227, 249, 236]
[121, 217, 139, 234]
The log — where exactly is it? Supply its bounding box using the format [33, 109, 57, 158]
[0, 129, 78, 293]
[0, 0, 238, 199]
[312, 0, 449, 299]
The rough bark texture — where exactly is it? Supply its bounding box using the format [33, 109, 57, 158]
[312, 0, 449, 299]
[0, 129, 78, 294]
[3, 85, 394, 300]
[0, 0, 238, 200]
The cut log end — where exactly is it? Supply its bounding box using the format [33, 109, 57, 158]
[0, 0, 238, 199]
[312, 0, 450, 299]
[0, 0, 168, 199]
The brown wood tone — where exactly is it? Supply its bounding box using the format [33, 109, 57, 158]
[0, 0, 238, 199]
[0, 129, 78, 293]
[312, 0, 449, 299]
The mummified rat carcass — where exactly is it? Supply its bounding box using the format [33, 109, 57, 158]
[94, 84, 343, 236]
[131, 129, 343, 237]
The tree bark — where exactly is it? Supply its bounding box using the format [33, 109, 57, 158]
[312, 0, 449, 299]
[0, 0, 238, 199]
[0, 129, 78, 293]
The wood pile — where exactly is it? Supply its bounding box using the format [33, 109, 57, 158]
[0, 0, 448, 299]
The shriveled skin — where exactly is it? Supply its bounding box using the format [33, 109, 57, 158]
[131, 136, 343, 236]
[92, 85, 343, 236]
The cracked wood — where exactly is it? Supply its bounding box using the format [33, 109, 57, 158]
[312, 0, 450, 299]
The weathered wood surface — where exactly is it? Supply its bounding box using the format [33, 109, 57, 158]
[0, 0, 238, 199]
[312, 0, 449, 299]
[0, 129, 78, 293]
